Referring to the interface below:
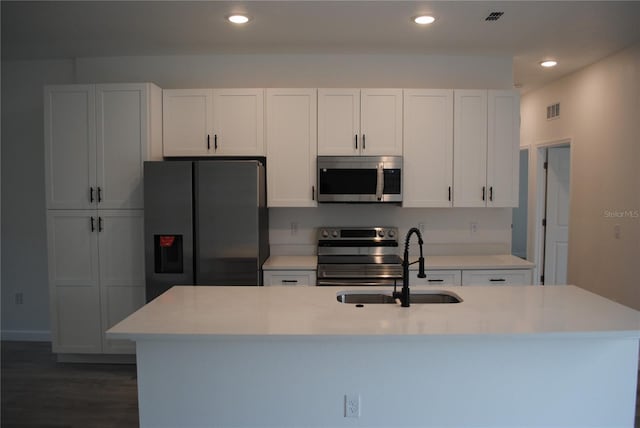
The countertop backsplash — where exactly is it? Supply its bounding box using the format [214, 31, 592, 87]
[269, 206, 512, 256]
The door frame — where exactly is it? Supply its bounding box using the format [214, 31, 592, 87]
[533, 138, 572, 285]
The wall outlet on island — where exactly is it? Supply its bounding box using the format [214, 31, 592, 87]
[290, 222, 298, 236]
[470, 222, 478, 234]
[344, 393, 360, 418]
[418, 222, 425, 234]
[15, 292, 24, 305]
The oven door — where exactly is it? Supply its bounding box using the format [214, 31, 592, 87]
[317, 156, 402, 203]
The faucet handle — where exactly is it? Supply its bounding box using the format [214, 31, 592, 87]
[417, 256, 426, 278]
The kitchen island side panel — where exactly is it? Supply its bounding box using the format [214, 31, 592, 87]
[135, 336, 639, 428]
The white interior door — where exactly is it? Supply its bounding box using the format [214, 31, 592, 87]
[544, 146, 570, 285]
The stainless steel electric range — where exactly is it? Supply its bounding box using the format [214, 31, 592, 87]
[316, 227, 403, 286]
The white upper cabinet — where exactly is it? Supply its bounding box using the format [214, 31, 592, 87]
[162, 89, 213, 156]
[45, 83, 161, 210]
[360, 89, 403, 155]
[318, 89, 360, 155]
[163, 88, 265, 156]
[266, 88, 318, 207]
[487, 90, 520, 207]
[44, 85, 96, 210]
[212, 89, 265, 155]
[453, 90, 489, 207]
[318, 89, 402, 156]
[403, 89, 454, 207]
[453, 89, 520, 207]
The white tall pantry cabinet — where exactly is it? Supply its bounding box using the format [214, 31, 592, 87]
[44, 83, 162, 355]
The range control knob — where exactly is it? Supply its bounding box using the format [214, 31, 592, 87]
[388, 230, 395, 238]
[378, 230, 385, 238]
[331, 230, 339, 238]
[321, 230, 329, 238]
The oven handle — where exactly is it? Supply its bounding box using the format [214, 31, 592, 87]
[376, 163, 384, 201]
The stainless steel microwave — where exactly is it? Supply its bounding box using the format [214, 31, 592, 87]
[317, 156, 402, 203]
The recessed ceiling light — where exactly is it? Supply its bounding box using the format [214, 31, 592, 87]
[227, 14, 250, 24]
[540, 60, 558, 68]
[413, 15, 436, 25]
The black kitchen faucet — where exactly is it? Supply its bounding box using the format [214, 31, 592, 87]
[394, 227, 426, 307]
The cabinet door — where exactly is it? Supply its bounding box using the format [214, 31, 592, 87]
[266, 89, 317, 207]
[453, 90, 488, 207]
[96, 84, 148, 209]
[411, 270, 462, 286]
[263, 271, 316, 286]
[47, 211, 102, 353]
[403, 89, 454, 207]
[212, 89, 265, 155]
[360, 89, 403, 155]
[462, 269, 533, 286]
[44, 85, 96, 209]
[487, 90, 520, 207]
[163, 89, 213, 156]
[98, 211, 145, 354]
[318, 89, 360, 155]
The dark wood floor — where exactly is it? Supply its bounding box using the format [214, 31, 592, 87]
[1, 341, 138, 428]
[1, 341, 639, 427]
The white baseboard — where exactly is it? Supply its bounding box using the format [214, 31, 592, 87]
[1, 329, 51, 342]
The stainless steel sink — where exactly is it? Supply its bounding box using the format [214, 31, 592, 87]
[337, 290, 462, 304]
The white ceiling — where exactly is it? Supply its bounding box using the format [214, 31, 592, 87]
[3, 1, 640, 91]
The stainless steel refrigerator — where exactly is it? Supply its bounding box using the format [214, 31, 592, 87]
[143, 160, 269, 301]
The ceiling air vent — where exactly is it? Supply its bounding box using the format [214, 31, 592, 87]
[546, 103, 561, 120]
[485, 11, 504, 21]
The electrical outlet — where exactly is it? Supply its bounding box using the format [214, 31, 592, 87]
[290, 222, 298, 236]
[344, 394, 360, 418]
[15, 292, 24, 305]
[614, 224, 621, 239]
[470, 222, 478, 234]
[418, 222, 425, 234]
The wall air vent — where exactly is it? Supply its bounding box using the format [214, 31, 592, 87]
[485, 12, 504, 21]
[546, 102, 561, 120]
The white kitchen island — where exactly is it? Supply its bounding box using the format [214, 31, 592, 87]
[108, 285, 640, 428]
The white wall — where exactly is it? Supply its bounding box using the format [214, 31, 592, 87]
[521, 43, 640, 310]
[270, 206, 511, 256]
[1, 59, 76, 339]
[1, 53, 513, 337]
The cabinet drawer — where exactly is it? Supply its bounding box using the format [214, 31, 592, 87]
[462, 269, 533, 286]
[263, 270, 316, 286]
[412, 270, 461, 286]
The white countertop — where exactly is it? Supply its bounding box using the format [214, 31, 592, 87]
[108, 285, 640, 340]
[421, 254, 535, 270]
[262, 255, 317, 270]
[262, 254, 533, 271]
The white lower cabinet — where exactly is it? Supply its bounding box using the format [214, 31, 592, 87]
[410, 269, 534, 286]
[411, 270, 462, 286]
[462, 269, 533, 286]
[263, 270, 316, 286]
[47, 210, 145, 354]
